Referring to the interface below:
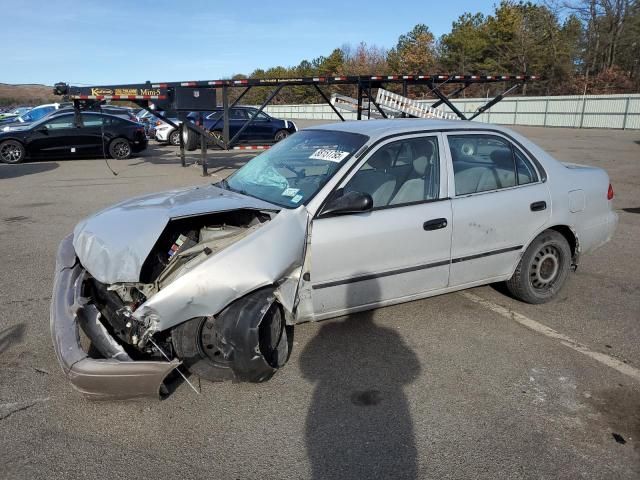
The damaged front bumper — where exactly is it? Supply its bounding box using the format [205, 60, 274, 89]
[50, 234, 179, 400]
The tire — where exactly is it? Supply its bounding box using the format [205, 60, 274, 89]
[169, 129, 181, 146]
[274, 129, 290, 142]
[506, 230, 572, 304]
[108, 138, 132, 160]
[0, 140, 26, 164]
[172, 288, 292, 383]
[182, 125, 199, 151]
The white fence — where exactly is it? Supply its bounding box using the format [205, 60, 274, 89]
[263, 93, 640, 129]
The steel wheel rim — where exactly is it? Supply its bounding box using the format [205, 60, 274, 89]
[198, 317, 232, 368]
[530, 245, 560, 289]
[1, 143, 22, 162]
[114, 142, 130, 158]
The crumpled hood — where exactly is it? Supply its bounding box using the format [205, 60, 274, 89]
[73, 184, 278, 284]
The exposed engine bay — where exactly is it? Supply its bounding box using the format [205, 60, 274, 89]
[83, 209, 274, 360]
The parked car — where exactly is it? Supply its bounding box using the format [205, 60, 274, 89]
[154, 118, 182, 146]
[50, 119, 617, 399]
[136, 109, 171, 139]
[49, 105, 140, 122]
[0, 111, 147, 163]
[0, 103, 71, 129]
[0, 106, 31, 120]
[0, 103, 70, 128]
[187, 107, 298, 145]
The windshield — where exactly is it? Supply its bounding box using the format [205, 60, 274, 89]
[225, 129, 368, 208]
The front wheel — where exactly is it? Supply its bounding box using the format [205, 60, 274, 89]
[108, 138, 132, 159]
[274, 129, 290, 142]
[0, 140, 26, 164]
[171, 288, 292, 383]
[506, 230, 571, 304]
[169, 129, 181, 146]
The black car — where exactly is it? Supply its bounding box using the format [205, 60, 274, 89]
[187, 107, 298, 144]
[0, 112, 147, 164]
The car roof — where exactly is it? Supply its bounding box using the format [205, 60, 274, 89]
[310, 118, 512, 141]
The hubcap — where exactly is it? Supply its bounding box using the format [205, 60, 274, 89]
[1, 143, 22, 162]
[530, 245, 560, 289]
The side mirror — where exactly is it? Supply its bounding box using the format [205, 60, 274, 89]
[321, 191, 373, 216]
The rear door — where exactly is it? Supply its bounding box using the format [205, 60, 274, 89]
[77, 113, 105, 154]
[444, 132, 551, 287]
[310, 133, 452, 319]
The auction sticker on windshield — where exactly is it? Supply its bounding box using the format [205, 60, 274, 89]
[309, 149, 350, 162]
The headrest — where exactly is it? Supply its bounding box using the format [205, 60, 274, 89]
[368, 149, 393, 170]
[413, 156, 429, 176]
[490, 149, 513, 168]
[413, 141, 434, 176]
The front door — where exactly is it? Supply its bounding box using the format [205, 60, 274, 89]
[310, 134, 452, 319]
[28, 114, 78, 157]
[77, 113, 106, 154]
[245, 108, 273, 141]
[444, 132, 551, 287]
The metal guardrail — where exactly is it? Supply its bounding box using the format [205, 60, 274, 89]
[263, 94, 640, 130]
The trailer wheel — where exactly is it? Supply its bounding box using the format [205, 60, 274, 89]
[182, 125, 199, 151]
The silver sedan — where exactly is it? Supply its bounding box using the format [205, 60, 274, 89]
[50, 119, 618, 399]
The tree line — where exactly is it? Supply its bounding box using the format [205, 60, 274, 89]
[231, 0, 639, 104]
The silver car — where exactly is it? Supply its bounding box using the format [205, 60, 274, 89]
[50, 119, 618, 399]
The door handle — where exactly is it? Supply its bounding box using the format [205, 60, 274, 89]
[530, 201, 547, 212]
[423, 218, 448, 231]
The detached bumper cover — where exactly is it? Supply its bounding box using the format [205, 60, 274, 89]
[50, 234, 179, 400]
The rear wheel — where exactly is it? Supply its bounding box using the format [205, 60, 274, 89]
[108, 138, 131, 159]
[0, 140, 26, 164]
[506, 230, 571, 304]
[172, 288, 292, 383]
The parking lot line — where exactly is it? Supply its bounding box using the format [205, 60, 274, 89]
[461, 291, 640, 382]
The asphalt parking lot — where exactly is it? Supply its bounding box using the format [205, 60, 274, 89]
[1, 122, 639, 479]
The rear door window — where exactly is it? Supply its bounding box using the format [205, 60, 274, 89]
[81, 114, 103, 127]
[448, 134, 520, 195]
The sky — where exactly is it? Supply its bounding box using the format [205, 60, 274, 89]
[0, 0, 497, 86]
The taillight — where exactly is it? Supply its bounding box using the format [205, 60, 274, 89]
[607, 183, 614, 200]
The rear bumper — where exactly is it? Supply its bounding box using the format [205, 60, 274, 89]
[50, 234, 179, 400]
[132, 138, 148, 152]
